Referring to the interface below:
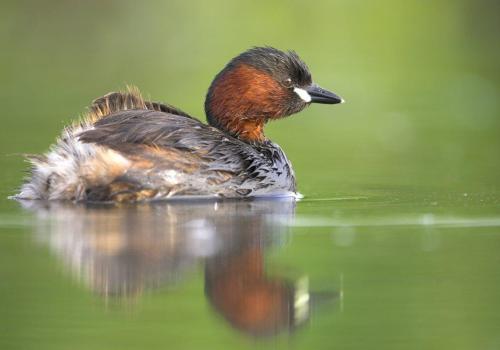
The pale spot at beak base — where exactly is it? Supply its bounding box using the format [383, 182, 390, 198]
[293, 87, 312, 103]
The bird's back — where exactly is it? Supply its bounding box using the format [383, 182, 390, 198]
[17, 88, 296, 202]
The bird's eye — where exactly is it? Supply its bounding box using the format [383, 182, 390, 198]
[283, 78, 293, 88]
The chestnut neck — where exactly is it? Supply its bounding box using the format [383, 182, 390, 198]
[213, 117, 267, 143]
[205, 63, 288, 144]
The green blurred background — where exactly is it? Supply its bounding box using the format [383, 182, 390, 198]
[1, 1, 500, 350]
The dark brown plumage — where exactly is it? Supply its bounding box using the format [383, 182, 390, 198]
[78, 99, 296, 201]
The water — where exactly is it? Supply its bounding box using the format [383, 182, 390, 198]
[1, 190, 499, 349]
[1, 0, 500, 348]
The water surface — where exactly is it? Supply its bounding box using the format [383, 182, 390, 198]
[1, 190, 499, 349]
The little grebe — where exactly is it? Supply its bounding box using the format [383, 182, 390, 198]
[17, 47, 343, 202]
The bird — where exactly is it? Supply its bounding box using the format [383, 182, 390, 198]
[16, 46, 343, 202]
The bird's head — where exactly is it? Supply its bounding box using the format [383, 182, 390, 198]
[205, 46, 343, 143]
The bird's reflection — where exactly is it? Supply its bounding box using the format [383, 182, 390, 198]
[21, 198, 333, 337]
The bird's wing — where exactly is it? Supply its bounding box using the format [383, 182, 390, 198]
[79, 109, 255, 170]
[77, 109, 268, 200]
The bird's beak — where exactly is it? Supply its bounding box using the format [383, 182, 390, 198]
[306, 84, 344, 104]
